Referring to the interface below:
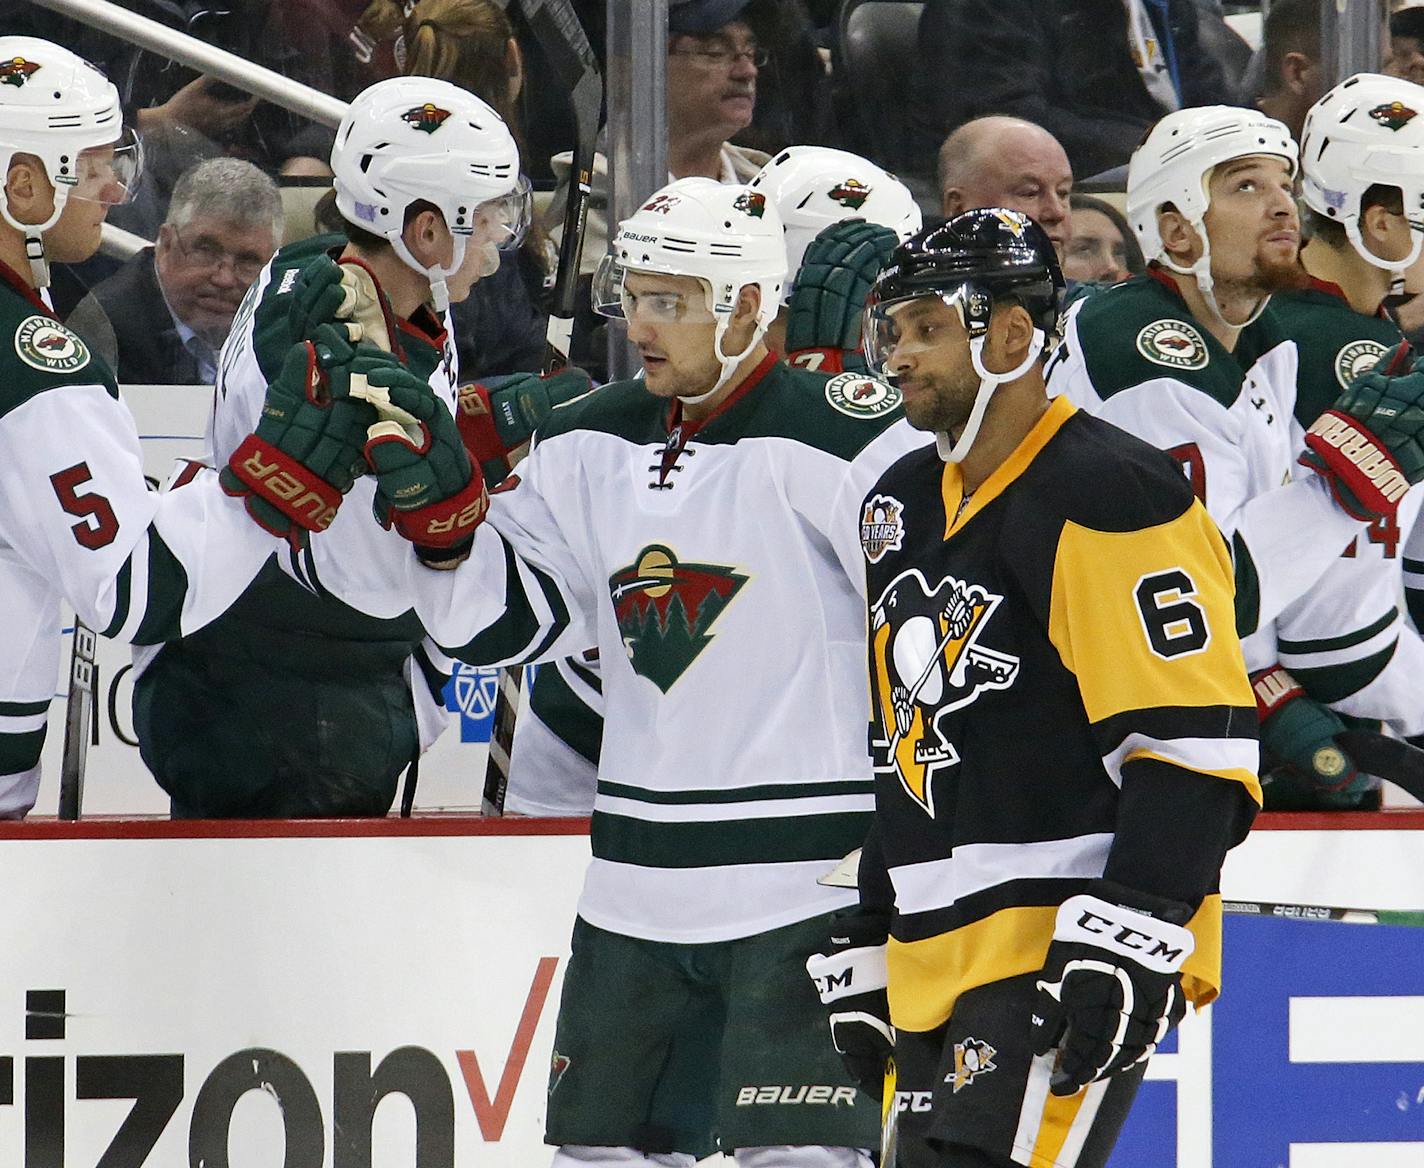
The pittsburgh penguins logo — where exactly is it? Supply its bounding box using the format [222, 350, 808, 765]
[609, 545, 747, 693]
[948, 1038, 997, 1093]
[401, 102, 451, 133]
[828, 178, 871, 210]
[0, 57, 40, 87]
[733, 191, 766, 218]
[870, 568, 1019, 816]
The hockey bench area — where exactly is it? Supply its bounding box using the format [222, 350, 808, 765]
[0, 811, 1419, 1167]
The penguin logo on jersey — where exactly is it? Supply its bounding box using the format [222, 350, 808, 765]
[609, 545, 748, 693]
[401, 102, 451, 133]
[14, 316, 90, 374]
[1334, 339, 1389, 389]
[860, 494, 905, 563]
[949, 1038, 997, 1093]
[870, 568, 1019, 816]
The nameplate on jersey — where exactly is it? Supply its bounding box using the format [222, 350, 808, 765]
[14, 316, 90, 375]
[1334, 339, 1389, 389]
[869, 568, 1020, 816]
[1135, 319, 1208, 371]
[824, 373, 901, 419]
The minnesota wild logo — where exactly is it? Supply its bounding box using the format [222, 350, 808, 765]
[1369, 101, 1418, 131]
[401, 102, 451, 134]
[609, 545, 747, 692]
[0, 57, 40, 87]
[828, 178, 871, 210]
[733, 191, 766, 218]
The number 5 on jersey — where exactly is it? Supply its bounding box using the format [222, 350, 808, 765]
[1134, 569, 1210, 659]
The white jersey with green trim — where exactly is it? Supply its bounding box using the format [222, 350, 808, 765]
[306, 358, 925, 941]
[1046, 272, 1369, 644]
[504, 652, 600, 817]
[203, 236, 462, 749]
[0, 264, 284, 815]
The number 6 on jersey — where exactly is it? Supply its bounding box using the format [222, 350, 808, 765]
[1134, 568, 1210, 659]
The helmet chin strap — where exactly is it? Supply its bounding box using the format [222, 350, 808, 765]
[1347, 217, 1424, 285]
[1161, 231, 1269, 333]
[677, 315, 765, 406]
[936, 330, 1045, 463]
[391, 232, 468, 314]
[1, 197, 64, 291]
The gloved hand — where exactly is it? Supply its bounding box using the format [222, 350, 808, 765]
[1251, 664, 1365, 795]
[1300, 340, 1424, 522]
[785, 219, 899, 375]
[805, 907, 894, 1101]
[220, 324, 381, 549]
[356, 362, 488, 565]
[456, 367, 593, 482]
[1031, 880, 1195, 1097]
[287, 253, 394, 351]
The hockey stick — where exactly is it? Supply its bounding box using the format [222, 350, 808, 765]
[58, 617, 97, 820]
[481, 0, 601, 818]
[1335, 727, 1424, 803]
[1220, 899, 1424, 926]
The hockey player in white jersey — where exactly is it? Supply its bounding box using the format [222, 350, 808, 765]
[1047, 105, 1424, 705]
[133, 75, 545, 816]
[505, 147, 924, 820]
[295, 176, 925, 1163]
[1255, 73, 1424, 807]
[0, 37, 379, 816]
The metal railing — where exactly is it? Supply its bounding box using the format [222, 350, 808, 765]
[26, 0, 348, 128]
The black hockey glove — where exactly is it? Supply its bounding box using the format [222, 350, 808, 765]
[785, 219, 899, 375]
[359, 362, 488, 566]
[805, 907, 894, 1101]
[1031, 880, 1195, 1097]
[1251, 665, 1369, 805]
[1300, 341, 1424, 522]
[220, 324, 380, 549]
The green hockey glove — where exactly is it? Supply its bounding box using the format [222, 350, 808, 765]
[287, 254, 395, 351]
[1300, 341, 1424, 522]
[456, 367, 593, 482]
[359, 364, 487, 564]
[805, 906, 894, 1101]
[220, 326, 381, 548]
[785, 219, 899, 375]
[1251, 665, 1366, 797]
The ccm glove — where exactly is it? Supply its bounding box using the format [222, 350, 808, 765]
[1251, 664, 1367, 797]
[805, 908, 894, 1101]
[456, 367, 593, 481]
[220, 327, 380, 548]
[785, 219, 899, 375]
[358, 362, 488, 564]
[1300, 341, 1424, 522]
[1031, 880, 1195, 1097]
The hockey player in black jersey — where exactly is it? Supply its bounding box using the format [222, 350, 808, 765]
[806, 210, 1262, 1167]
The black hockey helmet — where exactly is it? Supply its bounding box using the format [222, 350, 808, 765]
[863, 208, 1064, 368]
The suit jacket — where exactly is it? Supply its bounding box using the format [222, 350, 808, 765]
[65, 248, 204, 385]
[911, 0, 1235, 180]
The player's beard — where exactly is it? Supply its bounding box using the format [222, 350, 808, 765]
[1251, 246, 1309, 294]
[900, 369, 980, 435]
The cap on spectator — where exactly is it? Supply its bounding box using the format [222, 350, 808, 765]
[669, 0, 754, 35]
[1393, 7, 1424, 39]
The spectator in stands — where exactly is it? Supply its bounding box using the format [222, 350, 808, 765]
[911, 0, 1235, 180]
[1386, 6, 1424, 87]
[66, 159, 281, 385]
[1063, 193, 1145, 284]
[937, 116, 1073, 258]
[1256, 0, 1325, 143]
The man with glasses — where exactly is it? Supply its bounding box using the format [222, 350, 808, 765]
[67, 157, 282, 385]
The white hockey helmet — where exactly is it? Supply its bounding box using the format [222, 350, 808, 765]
[747, 145, 922, 304]
[593, 177, 787, 402]
[332, 76, 530, 311]
[1300, 72, 1424, 274]
[0, 36, 143, 287]
[1127, 105, 1297, 327]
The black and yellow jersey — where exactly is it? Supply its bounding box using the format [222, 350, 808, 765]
[860, 395, 1261, 1033]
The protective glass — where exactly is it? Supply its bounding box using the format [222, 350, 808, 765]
[862, 285, 976, 374]
[590, 254, 717, 324]
[67, 127, 144, 206]
[467, 173, 533, 252]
